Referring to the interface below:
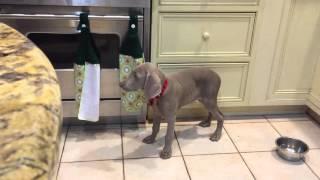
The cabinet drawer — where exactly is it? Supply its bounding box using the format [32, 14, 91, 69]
[157, 13, 255, 58]
[158, 63, 249, 103]
[159, 0, 259, 6]
[56, 69, 120, 99]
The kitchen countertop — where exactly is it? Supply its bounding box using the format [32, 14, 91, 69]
[0, 23, 62, 180]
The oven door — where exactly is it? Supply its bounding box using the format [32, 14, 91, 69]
[0, 14, 147, 124]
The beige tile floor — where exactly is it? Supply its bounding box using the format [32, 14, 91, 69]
[56, 114, 320, 180]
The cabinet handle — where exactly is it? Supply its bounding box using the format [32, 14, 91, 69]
[202, 32, 210, 41]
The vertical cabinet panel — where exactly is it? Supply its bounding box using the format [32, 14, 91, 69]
[267, 0, 320, 103]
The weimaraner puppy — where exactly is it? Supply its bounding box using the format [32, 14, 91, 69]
[119, 63, 224, 159]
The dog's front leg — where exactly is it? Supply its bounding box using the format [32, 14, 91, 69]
[160, 115, 176, 159]
[143, 110, 161, 144]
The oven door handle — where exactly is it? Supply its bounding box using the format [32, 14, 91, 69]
[0, 14, 143, 20]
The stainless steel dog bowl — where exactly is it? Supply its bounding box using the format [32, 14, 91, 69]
[276, 137, 309, 162]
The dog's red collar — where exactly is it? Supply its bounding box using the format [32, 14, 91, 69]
[148, 79, 169, 106]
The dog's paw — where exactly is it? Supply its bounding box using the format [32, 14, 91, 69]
[142, 135, 155, 144]
[160, 149, 172, 159]
[198, 120, 211, 127]
[209, 132, 222, 142]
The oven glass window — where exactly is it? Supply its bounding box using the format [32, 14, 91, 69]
[27, 33, 120, 69]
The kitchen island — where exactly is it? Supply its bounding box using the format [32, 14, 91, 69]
[0, 23, 62, 180]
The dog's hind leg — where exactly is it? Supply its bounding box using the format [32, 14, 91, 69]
[210, 106, 224, 142]
[198, 112, 212, 127]
[198, 99, 212, 127]
[200, 99, 224, 141]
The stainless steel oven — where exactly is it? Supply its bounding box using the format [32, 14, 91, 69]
[0, 1, 150, 124]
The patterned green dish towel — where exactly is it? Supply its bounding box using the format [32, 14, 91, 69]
[120, 15, 146, 112]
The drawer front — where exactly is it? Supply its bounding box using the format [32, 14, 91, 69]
[157, 13, 255, 58]
[158, 63, 249, 103]
[159, 0, 259, 6]
[56, 69, 121, 99]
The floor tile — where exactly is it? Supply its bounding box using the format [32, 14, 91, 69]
[124, 157, 189, 180]
[224, 122, 280, 152]
[224, 115, 267, 124]
[58, 160, 123, 180]
[266, 114, 311, 122]
[185, 154, 254, 180]
[271, 121, 320, 148]
[122, 127, 181, 158]
[175, 125, 237, 155]
[242, 151, 318, 180]
[54, 126, 68, 180]
[58, 126, 68, 162]
[173, 116, 267, 125]
[61, 126, 122, 162]
[305, 149, 320, 178]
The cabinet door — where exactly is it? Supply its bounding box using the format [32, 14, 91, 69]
[265, 0, 320, 105]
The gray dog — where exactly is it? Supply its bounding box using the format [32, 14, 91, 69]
[119, 63, 224, 159]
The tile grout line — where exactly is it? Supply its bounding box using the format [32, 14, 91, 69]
[120, 121, 126, 180]
[180, 150, 277, 157]
[183, 152, 241, 157]
[56, 124, 70, 180]
[152, 119, 312, 127]
[59, 149, 283, 164]
[224, 121, 270, 124]
[263, 115, 283, 136]
[174, 121, 273, 126]
[303, 159, 320, 180]
[300, 114, 320, 180]
[223, 126, 256, 180]
[60, 155, 183, 164]
[174, 131, 192, 180]
[61, 158, 123, 163]
[264, 119, 310, 123]
[239, 150, 276, 154]
[68, 123, 122, 128]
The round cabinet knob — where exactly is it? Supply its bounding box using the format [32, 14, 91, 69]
[202, 32, 210, 41]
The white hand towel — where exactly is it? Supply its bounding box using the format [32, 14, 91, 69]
[78, 62, 100, 122]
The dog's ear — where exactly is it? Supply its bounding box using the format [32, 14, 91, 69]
[144, 72, 161, 99]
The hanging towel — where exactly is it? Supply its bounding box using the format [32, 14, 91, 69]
[74, 13, 101, 122]
[120, 15, 146, 112]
